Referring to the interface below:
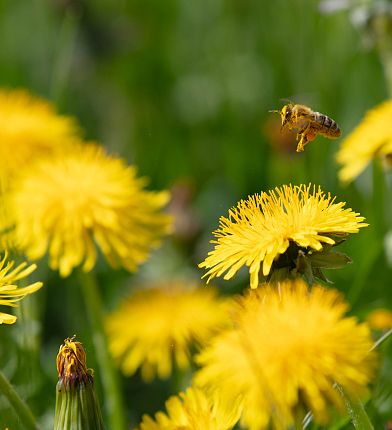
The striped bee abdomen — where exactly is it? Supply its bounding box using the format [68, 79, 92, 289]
[314, 112, 341, 138]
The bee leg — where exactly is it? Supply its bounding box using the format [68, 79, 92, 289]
[295, 124, 310, 152]
[296, 133, 308, 152]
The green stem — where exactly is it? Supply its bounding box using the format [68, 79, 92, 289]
[373, 14, 392, 98]
[50, 8, 80, 106]
[77, 270, 126, 430]
[372, 159, 386, 236]
[347, 235, 382, 306]
[379, 46, 392, 98]
[0, 369, 39, 430]
[348, 159, 387, 305]
[335, 384, 374, 430]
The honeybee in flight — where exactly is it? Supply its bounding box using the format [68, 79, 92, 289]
[270, 103, 341, 152]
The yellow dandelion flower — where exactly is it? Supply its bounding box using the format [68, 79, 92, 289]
[106, 281, 230, 381]
[10, 143, 171, 277]
[195, 279, 377, 430]
[199, 184, 366, 289]
[337, 100, 392, 182]
[135, 387, 239, 430]
[0, 88, 80, 189]
[0, 252, 43, 324]
[366, 308, 392, 331]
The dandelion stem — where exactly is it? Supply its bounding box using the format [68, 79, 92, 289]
[348, 159, 387, 305]
[78, 270, 126, 430]
[373, 14, 392, 98]
[0, 369, 39, 430]
[50, 8, 79, 106]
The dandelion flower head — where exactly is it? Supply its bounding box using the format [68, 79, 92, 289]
[0, 88, 80, 189]
[195, 279, 376, 430]
[199, 184, 367, 289]
[337, 100, 392, 182]
[107, 281, 230, 381]
[11, 143, 172, 277]
[0, 253, 43, 324]
[135, 387, 239, 430]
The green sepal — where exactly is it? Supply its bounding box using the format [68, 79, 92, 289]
[307, 250, 352, 269]
[260, 239, 354, 287]
[313, 267, 333, 284]
[295, 250, 315, 285]
[325, 233, 349, 246]
[54, 377, 105, 430]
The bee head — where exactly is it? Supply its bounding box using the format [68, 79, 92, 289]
[269, 104, 293, 130]
[280, 104, 292, 128]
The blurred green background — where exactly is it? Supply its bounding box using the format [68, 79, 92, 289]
[0, 0, 391, 429]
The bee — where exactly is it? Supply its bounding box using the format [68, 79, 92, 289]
[270, 103, 341, 152]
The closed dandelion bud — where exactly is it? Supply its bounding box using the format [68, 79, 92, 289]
[54, 337, 105, 430]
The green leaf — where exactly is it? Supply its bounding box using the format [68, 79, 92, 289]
[335, 384, 374, 430]
[295, 250, 315, 286]
[313, 267, 333, 284]
[308, 250, 352, 269]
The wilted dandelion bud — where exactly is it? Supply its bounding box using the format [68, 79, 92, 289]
[54, 337, 104, 430]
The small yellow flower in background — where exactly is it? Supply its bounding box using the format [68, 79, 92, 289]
[199, 184, 367, 289]
[10, 143, 171, 277]
[195, 279, 376, 430]
[106, 281, 230, 381]
[0, 88, 80, 190]
[366, 308, 392, 331]
[134, 387, 239, 430]
[336, 100, 392, 182]
[0, 252, 43, 324]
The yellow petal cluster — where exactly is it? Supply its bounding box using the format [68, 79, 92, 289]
[134, 387, 239, 430]
[199, 184, 367, 289]
[56, 337, 89, 386]
[0, 88, 80, 190]
[337, 100, 392, 182]
[195, 279, 376, 430]
[0, 253, 43, 324]
[10, 144, 172, 277]
[106, 281, 230, 381]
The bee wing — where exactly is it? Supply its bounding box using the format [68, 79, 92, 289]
[279, 97, 294, 104]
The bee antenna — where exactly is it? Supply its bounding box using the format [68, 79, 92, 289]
[280, 97, 294, 104]
[269, 109, 280, 113]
